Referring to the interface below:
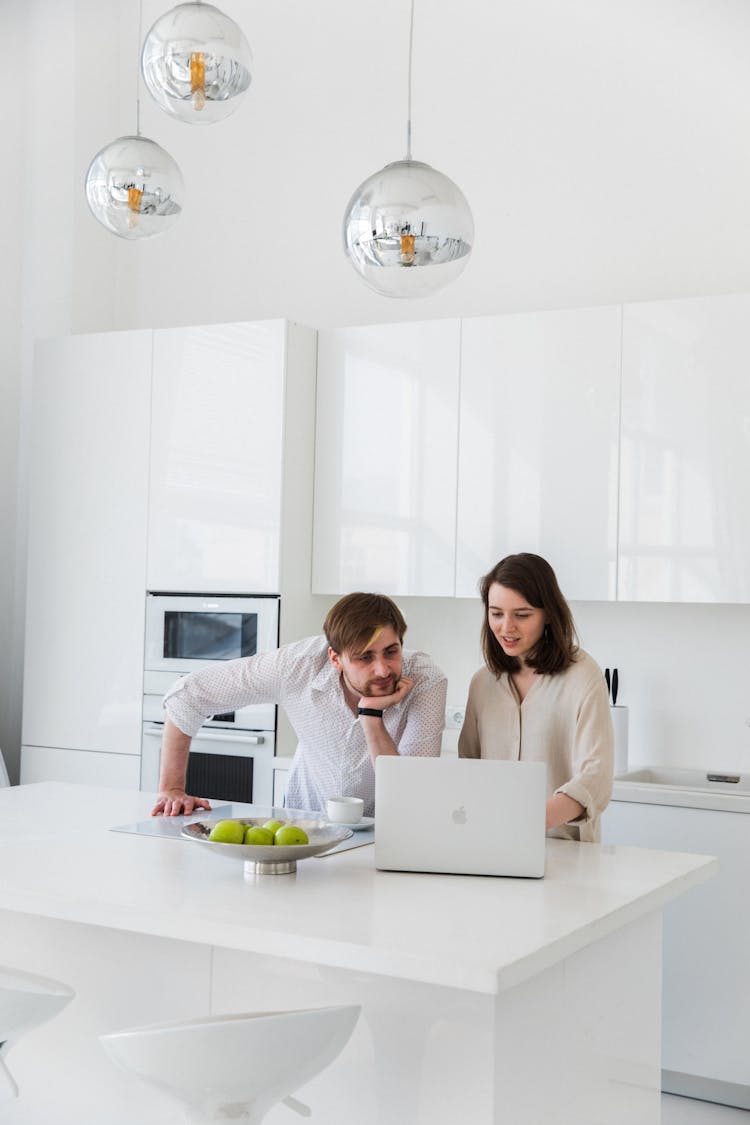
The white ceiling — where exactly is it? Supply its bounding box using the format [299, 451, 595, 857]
[37, 0, 750, 329]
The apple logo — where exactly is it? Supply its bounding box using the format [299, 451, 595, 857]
[451, 805, 468, 825]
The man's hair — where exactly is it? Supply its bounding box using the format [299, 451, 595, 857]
[324, 592, 407, 655]
[479, 553, 578, 677]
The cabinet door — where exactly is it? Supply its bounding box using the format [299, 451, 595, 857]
[312, 320, 460, 596]
[21, 745, 141, 789]
[148, 322, 286, 594]
[456, 308, 621, 600]
[22, 332, 151, 754]
[620, 295, 750, 602]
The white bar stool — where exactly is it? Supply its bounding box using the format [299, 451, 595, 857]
[100, 1004, 361, 1123]
[0, 967, 75, 1100]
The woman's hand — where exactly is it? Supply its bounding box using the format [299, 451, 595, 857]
[545, 792, 584, 830]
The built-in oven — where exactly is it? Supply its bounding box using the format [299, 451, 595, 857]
[141, 593, 280, 805]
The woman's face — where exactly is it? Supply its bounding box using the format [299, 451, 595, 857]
[487, 583, 546, 665]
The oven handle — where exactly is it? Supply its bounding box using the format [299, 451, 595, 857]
[142, 723, 265, 746]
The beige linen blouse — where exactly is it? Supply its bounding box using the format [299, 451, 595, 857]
[458, 649, 614, 842]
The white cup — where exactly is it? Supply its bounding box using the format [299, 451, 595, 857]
[326, 796, 364, 824]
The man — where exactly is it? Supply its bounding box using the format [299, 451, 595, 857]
[152, 592, 447, 817]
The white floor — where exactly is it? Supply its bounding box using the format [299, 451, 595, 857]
[663, 1095, 750, 1123]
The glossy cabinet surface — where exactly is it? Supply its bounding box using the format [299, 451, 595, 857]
[456, 307, 621, 599]
[20, 745, 141, 789]
[313, 320, 461, 596]
[603, 795, 750, 1098]
[620, 295, 750, 602]
[147, 322, 286, 593]
[22, 332, 151, 755]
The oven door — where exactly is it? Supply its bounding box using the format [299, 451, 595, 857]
[145, 594, 279, 676]
[141, 722, 276, 806]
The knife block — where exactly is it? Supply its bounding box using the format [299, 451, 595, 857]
[611, 705, 629, 775]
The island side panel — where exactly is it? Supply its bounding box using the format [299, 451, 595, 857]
[491, 910, 662, 1124]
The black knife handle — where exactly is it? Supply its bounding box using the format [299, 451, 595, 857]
[604, 668, 610, 699]
[611, 668, 619, 706]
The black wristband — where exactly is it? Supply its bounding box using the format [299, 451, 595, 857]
[357, 707, 384, 718]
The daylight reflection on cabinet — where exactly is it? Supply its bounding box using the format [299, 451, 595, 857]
[619, 294, 750, 603]
[312, 320, 461, 596]
[456, 306, 622, 600]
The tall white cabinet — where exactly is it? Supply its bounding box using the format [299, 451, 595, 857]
[456, 307, 622, 600]
[620, 294, 750, 602]
[312, 320, 461, 596]
[22, 320, 317, 787]
[21, 332, 152, 786]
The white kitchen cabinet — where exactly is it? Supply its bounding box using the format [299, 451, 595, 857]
[148, 322, 298, 594]
[22, 321, 318, 786]
[456, 307, 622, 600]
[20, 745, 141, 789]
[620, 294, 750, 602]
[22, 331, 151, 759]
[602, 791, 750, 1106]
[312, 320, 461, 596]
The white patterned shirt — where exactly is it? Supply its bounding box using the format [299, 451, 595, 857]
[163, 634, 447, 816]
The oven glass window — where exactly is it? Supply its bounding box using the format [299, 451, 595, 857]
[163, 612, 258, 661]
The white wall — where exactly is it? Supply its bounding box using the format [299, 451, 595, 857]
[4, 0, 750, 780]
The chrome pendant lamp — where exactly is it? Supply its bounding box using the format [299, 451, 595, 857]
[343, 0, 474, 298]
[141, 1, 252, 124]
[85, 2, 184, 239]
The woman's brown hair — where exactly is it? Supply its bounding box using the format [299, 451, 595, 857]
[479, 553, 578, 677]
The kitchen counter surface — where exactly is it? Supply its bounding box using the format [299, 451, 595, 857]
[0, 781, 716, 995]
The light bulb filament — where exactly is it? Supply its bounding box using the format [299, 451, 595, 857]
[127, 186, 144, 213]
[400, 232, 416, 264]
[190, 51, 206, 110]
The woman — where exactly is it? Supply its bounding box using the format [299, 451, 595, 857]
[458, 553, 613, 842]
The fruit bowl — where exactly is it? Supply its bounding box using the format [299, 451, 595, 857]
[181, 816, 353, 875]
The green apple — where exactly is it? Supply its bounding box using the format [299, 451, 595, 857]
[274, 824, 309, 846]
[263, 818, 285, 834]
[244, 825, 275, 846]
[208, 819, 245, 845]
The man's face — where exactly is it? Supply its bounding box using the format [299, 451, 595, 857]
[329, 625, 404, 699]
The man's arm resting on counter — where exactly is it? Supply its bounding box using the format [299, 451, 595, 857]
[150, 718, 213, 817]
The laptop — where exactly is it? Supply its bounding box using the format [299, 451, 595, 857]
[375, 757, 547, 878]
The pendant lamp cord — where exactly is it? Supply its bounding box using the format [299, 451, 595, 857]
[136, 0, 143, 135]
[405, 0, 414, 160]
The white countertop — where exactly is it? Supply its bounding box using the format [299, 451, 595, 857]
[0, 782, 716, 995]
[613, 766, 750, 813]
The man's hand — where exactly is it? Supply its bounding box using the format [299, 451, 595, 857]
[359, 675, 415, 712]
[151, 790, 213, 817]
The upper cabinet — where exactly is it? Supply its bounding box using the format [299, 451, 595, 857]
[456, 307, 622, 600]
[148, 322, 287, 594]
[619, 295, 750, 602]
[312, 320, 461, 596]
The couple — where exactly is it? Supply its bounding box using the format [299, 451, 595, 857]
[153, 553, 614, 843]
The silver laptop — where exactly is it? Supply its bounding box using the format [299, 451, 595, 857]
[375, 757, 547, 878]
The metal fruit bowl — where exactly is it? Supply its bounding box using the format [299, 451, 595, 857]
[181, 816, 353, 875]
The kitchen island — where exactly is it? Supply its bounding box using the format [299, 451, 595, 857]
[0, 782, 715, 1125]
